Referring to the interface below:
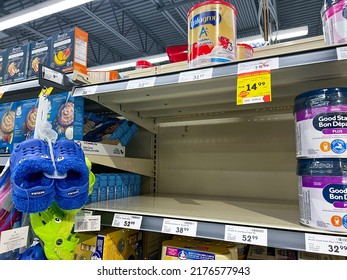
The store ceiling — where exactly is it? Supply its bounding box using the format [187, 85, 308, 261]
[0, 0, 324, 68]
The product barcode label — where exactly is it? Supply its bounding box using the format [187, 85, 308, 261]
[237, 57, 279, 74]
[126, 77, 156, 90]
[73, 85, 98, 97]
[161, 218, 198, 237]
[74, 215, 101, 232]
[178, 68, 213, 83]
[224, 225, 268, 246]
[305, 233, 347, 257]
[0, 226, 29, 254]
[337, 46, 347, 60]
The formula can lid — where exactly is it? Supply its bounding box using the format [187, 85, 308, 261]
[297, 158, 347, 176]
[188, 1, 237, 18]
[237, 43, 254, 52]
[294, 88, 347, 112]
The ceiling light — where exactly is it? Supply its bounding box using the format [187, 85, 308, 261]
[0, 0, 95, 31]
[239, 26, 309, 44]
[88, 53, 170, 71]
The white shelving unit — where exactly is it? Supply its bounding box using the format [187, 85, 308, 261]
[2, 42, 347, 254]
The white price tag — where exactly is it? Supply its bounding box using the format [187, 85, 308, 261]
[112, 214, 143, 230]
[238, 57, 279, 74]
[126, 77, 156, 90]
[42, 66, 64, 85]
[74, 215, 101, 232]
[305, 233, 347, 256]
[0, 85, 10, 94]
[0, 226, 29, 254]
[162, 218, 198, 237]
[224, 225, 268, 246]
[73, 85, 98, 97]
[178, 68, 213, 83]
[337, 46, 347, 60]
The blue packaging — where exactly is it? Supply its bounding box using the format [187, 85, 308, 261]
[89, 175, 99, 203]
[134, 174, 141, 196]
[129, 174, 135, 197]
[0, 49, 7, 85]
[122, 174, 130, 198]
[120, 123, 138, 146]
[115, 174, 123, 199]
[27, 38, 51, 79]
[43, 92, 84, 140]
[13, 98, 38, 146]
[0, 102, 16, 154]
[99, 174, 108, 202]
[108, 174, 115, 200]
[3, 43, 30, 84]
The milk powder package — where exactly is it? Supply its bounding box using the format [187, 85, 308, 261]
[297, 158, 347, 232]
[0, 102, 16, 154]
[3, 43, 29, 84]
[13, 98, 38, 146]
[294, 88, 347, 158]
[27, 38, 51, 79]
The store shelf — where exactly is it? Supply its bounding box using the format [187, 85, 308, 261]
[70, 44, 347, 132]
[88, 155, 154, 177]
[83, 194, 346, 252]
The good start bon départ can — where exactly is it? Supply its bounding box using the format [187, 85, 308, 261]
[294, 88, 347, 158]
[297, 158, 347, 232]
[187, 0, 237, 69]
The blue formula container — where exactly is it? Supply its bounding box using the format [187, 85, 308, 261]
[294, 88, 347, 158]
[297, 158, 347, 232]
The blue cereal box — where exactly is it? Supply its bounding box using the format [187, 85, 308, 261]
[115, 174, 123, 199]
[0, 102, 16, 154]
[43, 92, 84, 140]
[99, 174, 108, 202]
[108, 174, 115, 201]
[0, 49, 7, 85]
[89, 175, 99, 203]
[13, 98, 38, 146]
[27, 38, 51, 79]
[3, 43, 29, 84]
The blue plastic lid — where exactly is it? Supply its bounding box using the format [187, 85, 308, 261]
[294, 88, 347, 112]
[297, 158, 347, 176]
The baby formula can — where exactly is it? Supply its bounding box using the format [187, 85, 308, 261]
[321, 0, 347, 45]
[187, 0, 237, 69]
[297, 158, 347, 232]
[294, 88, 347, 158]
[237, 43, 254, 60]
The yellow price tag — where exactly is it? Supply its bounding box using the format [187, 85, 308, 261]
[38, 87, 53, 97]
[236, 70, 272, 105]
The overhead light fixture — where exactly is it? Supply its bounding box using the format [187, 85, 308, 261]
[88, 53, 170, 71]
[239, 26, 309, 45]
[0, 0, 95, 31]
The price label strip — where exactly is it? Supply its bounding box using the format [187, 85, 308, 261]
[236, 57, 279, 106]
[42, 66, 64, 85]
[0, 226, 29, 254]
[224, 225, 268, 246]
[112, 214, 143, 230]
[74, 215, 101, 232]
[305, 233, 347, 257]
[336, 46, 347, 60]
[73, 85, 98, 97]
[178, 68, 213, 83]
[162, 218, 198, 237]
[126, 77, 156, 90]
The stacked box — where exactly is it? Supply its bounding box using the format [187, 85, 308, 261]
[134, 174, 141, 196]
[3, 43, 30, 84]
[27, 37, 51, 79]
[13, 98, 38, 146]
[89, 175, 99, 203]
[108, 174, 116, 200]
[0, 102, 16, 154]
[74, 228, 143, 260]
[40, 92, 84, 141]
[98, 174, 108, 202]
[51, 27, 88, 74]
[115, 174, 123, 199]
